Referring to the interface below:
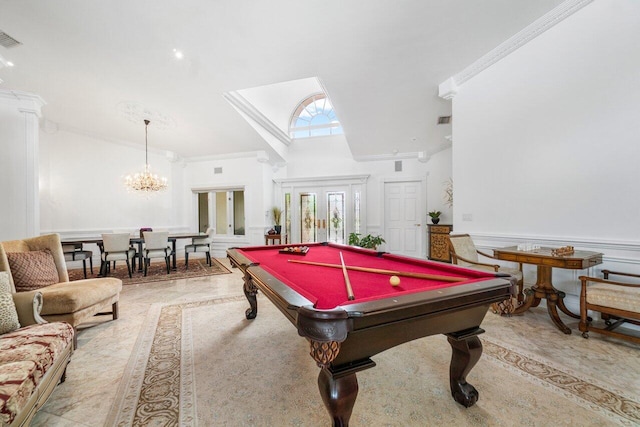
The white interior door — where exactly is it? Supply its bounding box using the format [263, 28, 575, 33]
[384, 181, 423, 257]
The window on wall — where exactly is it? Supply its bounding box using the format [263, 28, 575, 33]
[197, 189, 245, 236]
[289, 93, 344, 139]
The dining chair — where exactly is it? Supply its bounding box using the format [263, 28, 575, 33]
[142, 231, 171, 276]
[101, 233, 137, 278]
[185, 228, 214, 269]
[62, 242, 93, 278]
[447, 233, 523, 315]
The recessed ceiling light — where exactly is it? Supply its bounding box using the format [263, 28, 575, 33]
[173, 49, 184, 60]
[6, 61, 14, 67]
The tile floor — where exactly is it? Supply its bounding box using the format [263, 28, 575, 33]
[31, 258, 640, 426]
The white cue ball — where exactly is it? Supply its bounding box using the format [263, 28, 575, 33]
[389, 275, 401, 286]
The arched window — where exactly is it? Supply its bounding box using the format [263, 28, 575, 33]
[289, 93, 343, 138]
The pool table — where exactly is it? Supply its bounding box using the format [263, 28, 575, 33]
[227, 242, 514, 426]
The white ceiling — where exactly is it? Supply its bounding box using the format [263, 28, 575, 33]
[0, 0, 565, 163]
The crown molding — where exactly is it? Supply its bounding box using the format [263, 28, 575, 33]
[223, 90, 291, 146]
[274, 174, 369, 185]
[353, 151, 426, 162]
[439, 0, 594, 99]
[0, 89, 46, 116]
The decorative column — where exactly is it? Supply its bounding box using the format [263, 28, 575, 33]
[0, 89, 45, 240]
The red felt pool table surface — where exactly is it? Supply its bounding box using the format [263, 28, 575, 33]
[235, 242, 499, 310]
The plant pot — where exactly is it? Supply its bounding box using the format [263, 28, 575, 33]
[431, 218, 440, 225]
[274, 225, 282, 234]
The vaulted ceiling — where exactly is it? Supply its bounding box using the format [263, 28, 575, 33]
[0, 0, 564, 163]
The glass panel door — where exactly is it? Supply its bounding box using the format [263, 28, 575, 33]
[327, 192, 345, 244]
[300, 193, 317, 243]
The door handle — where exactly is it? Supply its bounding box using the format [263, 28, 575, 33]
[415, 224, 421, 226]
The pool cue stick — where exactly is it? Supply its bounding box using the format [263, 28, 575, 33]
[287, 259, 466, 282]
[339, 252, 355, 300]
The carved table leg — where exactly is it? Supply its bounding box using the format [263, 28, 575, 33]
[545, 291, 572, 334]
[242, 271, 258, 319]
[446, 330, 483, 408]
[556, 291, 580, 320]
[511, 287, 538, 314]
[318, 368, 358, 427]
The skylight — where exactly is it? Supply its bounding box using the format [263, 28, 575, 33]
[289, 93, 343, 139]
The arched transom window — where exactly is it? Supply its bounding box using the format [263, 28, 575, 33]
[289, 93, 343, 138]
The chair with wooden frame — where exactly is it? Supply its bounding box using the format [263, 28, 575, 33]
[185, 227, 214, 269]
[446, 233, 523, 315]
[100, 233, 137, 278]
[579, 270, 640, 344]
[142, 231, 171, 277]
[62, 242, 93, 279]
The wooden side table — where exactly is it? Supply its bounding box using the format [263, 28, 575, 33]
[265, 234, 282, 245]
[428, 224, 453, 262]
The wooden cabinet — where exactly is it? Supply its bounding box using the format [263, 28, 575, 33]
[428, 224, 453, 263]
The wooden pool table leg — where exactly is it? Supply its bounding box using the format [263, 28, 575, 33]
[446, 328, 484, 408]
[242, 271, 259, 319]
[318, 368, 358, 427]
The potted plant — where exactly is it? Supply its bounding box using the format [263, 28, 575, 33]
[348, 233, 385, 250]
[271, 206, 283, 234]
[428, 210, 441, 224]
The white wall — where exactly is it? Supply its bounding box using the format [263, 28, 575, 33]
[0, 91, 43, 240]
[449, 0, 640, 303]
[426, 148, 452, 224]
[39, 127, 184, 236]
[184, 155, 274, 255]
[183, 135, 448, 257]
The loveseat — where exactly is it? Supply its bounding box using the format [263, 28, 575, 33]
[0, 234, 122, 348]
[0, 272, 75, 426]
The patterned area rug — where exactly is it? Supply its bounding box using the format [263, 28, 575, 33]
[67, 258, 230, 285]
[107, 296, 640, 426]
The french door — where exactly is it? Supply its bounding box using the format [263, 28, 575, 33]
[277, 175, 368, 246]
[296, 187, 349, 244]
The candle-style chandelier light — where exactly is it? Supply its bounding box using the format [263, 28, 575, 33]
[124, 119, 168, 193]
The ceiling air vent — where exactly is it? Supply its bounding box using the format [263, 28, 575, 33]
[0, 31, 21, 48]
[214, 167, 223, 174]
[437, 116, 452, 125]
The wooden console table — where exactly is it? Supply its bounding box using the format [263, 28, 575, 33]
[428, 224, 452, 263]
[493, 246, 602, 334]
[264, 234, 282, 245]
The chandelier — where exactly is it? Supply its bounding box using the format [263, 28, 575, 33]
[124, 119, 168, 193]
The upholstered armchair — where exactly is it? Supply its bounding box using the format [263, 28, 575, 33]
[0, 234, 122, 348]
[579, 270, 640, 344]
[185, 227, 214, 268]
[447, 234, 523, 315]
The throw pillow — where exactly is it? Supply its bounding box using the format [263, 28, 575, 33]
[6, 249, 59, 292]
[0, 271, 20, 334]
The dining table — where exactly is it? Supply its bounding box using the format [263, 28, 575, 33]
[61, 232, 204, 272]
